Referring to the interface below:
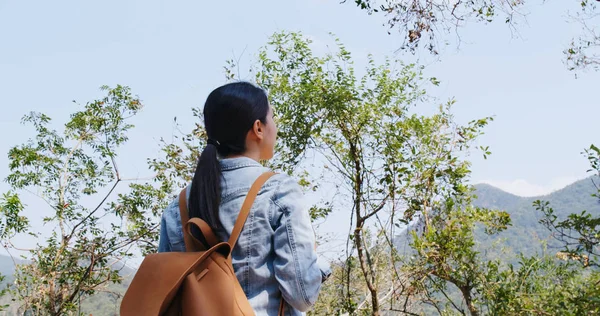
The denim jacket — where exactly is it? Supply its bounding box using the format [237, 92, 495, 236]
[158, 157, 331, 315]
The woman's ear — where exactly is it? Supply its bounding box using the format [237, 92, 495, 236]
[251, 119, 264, 140]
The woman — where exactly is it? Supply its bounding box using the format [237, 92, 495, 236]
[157, 81, 331, 315]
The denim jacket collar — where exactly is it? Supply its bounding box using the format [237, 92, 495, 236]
[219, 156, 263, 171]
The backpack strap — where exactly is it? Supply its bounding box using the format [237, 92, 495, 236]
[279, 298, 285, 316]
[228, 172, 276, 249]
[179, 188, 219, 252]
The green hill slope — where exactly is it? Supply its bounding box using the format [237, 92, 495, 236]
[474, 176, 600, 260]
[393, 176, 600, 261]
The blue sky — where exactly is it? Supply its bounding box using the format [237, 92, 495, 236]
[0, 0, 598, 254]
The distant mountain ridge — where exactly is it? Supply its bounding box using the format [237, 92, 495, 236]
[473, 176, 599, 260]
[470, 183, 524, 210]
[394, 176, 600, 262]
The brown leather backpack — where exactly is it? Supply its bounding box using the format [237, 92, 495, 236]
[121, 172, 285, 316]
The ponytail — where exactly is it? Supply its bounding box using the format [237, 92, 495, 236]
[189, 143, 223, 229]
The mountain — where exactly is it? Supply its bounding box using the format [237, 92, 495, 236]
[473, 176, 600, 261]
[393, 176, 600, 262]
[471, 183, 524, 210]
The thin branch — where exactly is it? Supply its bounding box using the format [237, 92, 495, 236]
[64, 248, 96, 311]
[356, 291, 372, 311]
[110, 155, 120, 180]
[106, 223, 160, 253]
[423, 296, 444, 316]
[119, 175, 157, 182]
[59, 137, 85, 203]
[6, 240, 34, 253]
[362, 195, 390, 221]
[314, 141, 353, 181]
[2, 244, 21, 270]
[389, 309, 420, 316]
[66, 180, 121, 241]
[374, 213, 404, 285]
[24, 188, 58, 212]
[427, 274, 465, 314]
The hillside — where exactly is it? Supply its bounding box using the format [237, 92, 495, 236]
[474, 176, 600, 260]
[471, 183, 524, 210]
[394, 176, 600, 262]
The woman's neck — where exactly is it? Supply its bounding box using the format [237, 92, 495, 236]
[225, 150, 260, 163]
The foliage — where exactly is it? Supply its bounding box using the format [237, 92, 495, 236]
[350, 0, 523, 54]
[0, 275, 8, 311]
[0, 86, 162, 315]
[482, 255, 600, 315]
[0, 192, 29, 311]
[349, 0, 600, 72]
[402, 205, 510, 316]
[243, 31, 598, 316]
[470, 176, 600, 265]
[565, 1, 600, 72]
[309, 237, 402, 316]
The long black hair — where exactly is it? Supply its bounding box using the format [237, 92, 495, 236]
[189, 81, 270, 230]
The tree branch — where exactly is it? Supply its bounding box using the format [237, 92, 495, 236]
[66, 179, 120, 241]
[64, 248, 95, 312]
[362, 195, 389, 222]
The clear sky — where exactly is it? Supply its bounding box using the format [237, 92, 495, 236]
[0, 0, 598, 256]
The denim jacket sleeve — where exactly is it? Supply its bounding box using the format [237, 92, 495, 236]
[157, 193, 187, 253]
[157, 212, 171, 252]
[271, 175, 331, 312]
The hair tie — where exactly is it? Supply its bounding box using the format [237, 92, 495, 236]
[207, 139, 221, 147]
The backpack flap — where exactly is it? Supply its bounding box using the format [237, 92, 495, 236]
[120, 242, 231, 316]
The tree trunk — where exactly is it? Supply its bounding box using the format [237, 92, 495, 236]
[354, 224, 380, 315]
[345, 257, 353, 312]
[349, 141, 380, 315]
[459, 286, 478, 316]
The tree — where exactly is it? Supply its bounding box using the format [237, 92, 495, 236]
[565, 2, 600, 72]
[536, 144, 600, 268]
[350, 0, 523, 54]
[0, 86, 167, 315]
[348, 0, 600, 72]
[229, 31, 503, 315]
[402, 204, 510, 315]
[482, 254, 600, 315]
